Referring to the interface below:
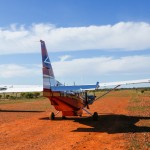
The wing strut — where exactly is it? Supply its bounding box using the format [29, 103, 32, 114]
[95, 85, 120, 101]
[82, 108, 92, 115]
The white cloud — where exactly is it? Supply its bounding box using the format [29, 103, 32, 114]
[0, 22, 150, 54]
[53, 55, 150, 84]
[0, 64, 40, 78]
[0, 55, 149, 84]
[59, 55, 71, 61]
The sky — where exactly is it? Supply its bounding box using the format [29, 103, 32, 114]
[0, 0, 150, 87]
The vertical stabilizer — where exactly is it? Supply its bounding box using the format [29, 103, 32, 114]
[40, 40, 57, 90]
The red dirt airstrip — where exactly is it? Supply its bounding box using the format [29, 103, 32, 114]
[0, 91, 149, 150]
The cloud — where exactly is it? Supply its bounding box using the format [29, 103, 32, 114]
[0, 22, 150, 54]
[53, 55, 150, 75]
[53, 55, 150, 83]
[0, 64, 40, 78]
[59, 55, 71, 61]
[0, 55, 149, 84]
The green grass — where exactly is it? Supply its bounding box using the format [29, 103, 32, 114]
[0, 97, 46, 105]
[129, 96, 141, 103]
[146, 142, 150, 148]
[128, 91, 150, 112]
[129, 139, 150, 150]
[94, 90, 136, 99]
[129, 139, 140, 150]
[127, 90, 150, 150]
[128, 105, 150, 112]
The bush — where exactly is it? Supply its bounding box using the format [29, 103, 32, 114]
[9, 96, 16, 99]
[20, 93, 26, 98]
[0, 95, 2, 99]
[6, 95, 10, 99]
[20, 92, 40, 99]
[24, 92, 34, 99]
[33, 92, 40, 98]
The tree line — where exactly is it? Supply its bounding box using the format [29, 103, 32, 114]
[0, 92, 41, 100]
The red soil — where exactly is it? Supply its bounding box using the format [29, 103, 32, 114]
[0, 95, 144, 150]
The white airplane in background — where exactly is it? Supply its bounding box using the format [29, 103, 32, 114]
[0, 86, 7, 91]
[0, 85, 42, 93]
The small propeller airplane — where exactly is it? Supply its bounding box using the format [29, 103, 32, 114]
[0, 40, 150, 120]
[40, 40, 150, 120]
[0, 86, 7, 91]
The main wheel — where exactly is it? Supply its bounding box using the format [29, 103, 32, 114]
[50, 112, 55, 120]
[62, 116, 66, 119]
[92, 112, 98, 121]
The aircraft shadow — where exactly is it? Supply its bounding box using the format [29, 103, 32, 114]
[72, 114, 150, 134]
[0, 109, 44, 113]
[40, 114, 150, 134]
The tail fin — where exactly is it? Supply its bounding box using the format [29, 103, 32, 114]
[40, 40, 58, 90]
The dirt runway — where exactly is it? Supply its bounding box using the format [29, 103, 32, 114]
[0, 91, 149, 150]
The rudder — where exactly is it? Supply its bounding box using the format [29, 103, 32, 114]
[40, 40, 58, 90]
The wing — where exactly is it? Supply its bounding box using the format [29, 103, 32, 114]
[99, 79, 150, 87]
[94, 78, 150, 100]
[0, 85, 42, 93]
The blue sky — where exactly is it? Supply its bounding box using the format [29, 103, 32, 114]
[0, 0, 150, 87]
[1, 0, 150, 26]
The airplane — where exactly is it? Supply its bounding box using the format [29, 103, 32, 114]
[40, 40, 150, 120]
[0, 85, 42, 93]
[0, 86, 7, 91]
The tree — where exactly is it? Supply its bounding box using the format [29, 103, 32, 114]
[10, 96, 16, 99]
[6, 95, 10, 99]
[24, 93, 34, 99]
[33, 92, 40, 98]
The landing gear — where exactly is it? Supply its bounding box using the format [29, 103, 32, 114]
[50, 112, 55, 120]
[49, 111, 60, 120]
[92, 112, 98, 121]
[62, 116, 66, 119]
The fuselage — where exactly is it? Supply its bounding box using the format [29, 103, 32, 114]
[43, 89, 85, 116]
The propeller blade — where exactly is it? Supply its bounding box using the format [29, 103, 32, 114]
[85, 92, 89, 109]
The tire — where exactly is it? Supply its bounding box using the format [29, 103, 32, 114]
[50, 112, 55, 120]
[92, 112, 98, 121]
[62, 116, 66, 119]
